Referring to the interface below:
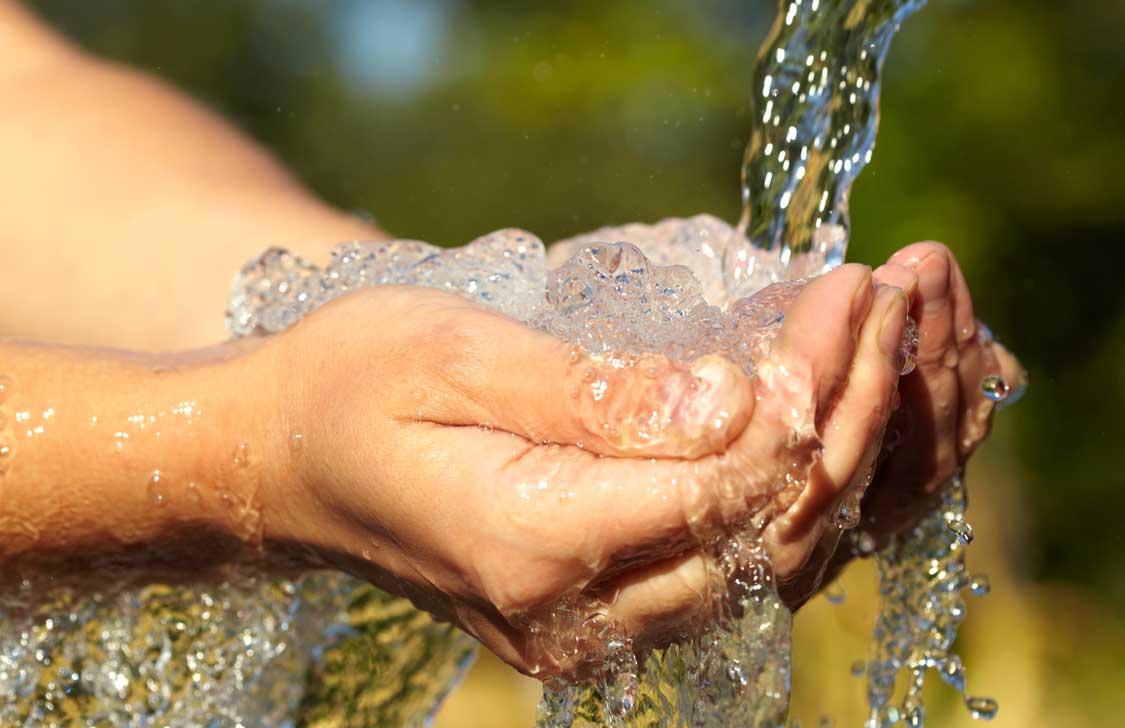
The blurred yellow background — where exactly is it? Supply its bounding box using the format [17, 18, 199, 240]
[27, 0, 1125, 724]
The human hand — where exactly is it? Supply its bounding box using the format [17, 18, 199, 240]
[852, 243, 1026, 547]
[255, 263, 905, 678]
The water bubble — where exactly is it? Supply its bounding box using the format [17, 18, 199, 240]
[0, 375, 12, 404]
[981, 375, 1009, 403]
[833, 497, 861, 530]
[899, 317, 919, 375]
[944, 514, 974, 545]
[968, 574, 990, 597]
[939, 655, 966, 693]
[852, 530, 876, 557]
[965, 696, 999, 720]
[867, 476, 984, 726]
[0, 437, 11, 473]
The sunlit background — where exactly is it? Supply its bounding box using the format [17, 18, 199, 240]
[26, 0, 1125, 725]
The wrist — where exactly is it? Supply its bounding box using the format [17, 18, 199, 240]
[0, 339, 287, 586]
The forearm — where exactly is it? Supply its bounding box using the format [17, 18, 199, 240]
[0, 336, 288, 588]
[0, 2, 388, 351]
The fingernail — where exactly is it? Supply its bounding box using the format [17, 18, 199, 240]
[879, 291, 909, 357]
[677, 357, 749, 440]
[850, 266, 874, 331]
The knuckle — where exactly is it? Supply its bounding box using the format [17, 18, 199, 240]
[421, 310, 500, 396]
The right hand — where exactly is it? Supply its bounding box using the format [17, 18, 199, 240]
[254, 264, 906, 677]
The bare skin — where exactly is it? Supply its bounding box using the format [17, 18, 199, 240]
[0, 0, 1024, 679]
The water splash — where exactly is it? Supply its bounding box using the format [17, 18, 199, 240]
[865, 475, 997, 726]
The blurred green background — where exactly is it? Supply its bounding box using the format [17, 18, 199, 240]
[26, 0, 1125, 724]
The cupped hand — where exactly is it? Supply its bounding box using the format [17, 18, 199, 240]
[853, 242, 1027, 547]
[257, 266, 906, 677]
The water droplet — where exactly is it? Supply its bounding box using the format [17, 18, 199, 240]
[852, 530, 876, 557]
[969, 574, 990, 597]
[833, 490, 862, 529]
[944, 515, 974, 545]
[233, 443, 250, 467]
[288, 433, 304, 453]
[0, 411, 7, 430]
[965, 696, 998, 720]
[0, 375, 12, 404]
[981, 375, 1009, 403]
[940, 655, 966, 692]
[850, 660, 865, 677]
[899, 318, 919, 375]
[824, 586, 845, 605]
[0, 437, 11, 473]
[148, 470, 169, 505]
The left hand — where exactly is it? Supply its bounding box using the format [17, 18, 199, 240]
[855, 242, 1027, 542]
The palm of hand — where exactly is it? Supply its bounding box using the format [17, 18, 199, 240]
[274, 260, 908, 676]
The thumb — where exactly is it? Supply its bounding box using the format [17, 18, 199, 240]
[413, 302, 753, 459]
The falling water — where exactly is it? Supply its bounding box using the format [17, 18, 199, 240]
[538, 1, 939, 726]
[733, 0, 927, 285]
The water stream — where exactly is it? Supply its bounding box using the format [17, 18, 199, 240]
[0, 1, 1015, 726]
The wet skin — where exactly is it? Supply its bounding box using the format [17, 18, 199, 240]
[261, 262, 909, 676]
[0, 244, 1023, 680]
[781, 242, 1027, 607]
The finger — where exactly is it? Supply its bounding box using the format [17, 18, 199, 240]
[949, 257, 978, 347]
[766, 263, 874, 422]
[886, 242, 961, 487]
[599, 548, 711, 652]
[872, 262, 920, 306]
[402, 295, 754, 459]
[493, 443, 718, 580]
[955, 337, 1001, 456]
[889, 242, 957, 368]
[770, 287, 908, 549]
